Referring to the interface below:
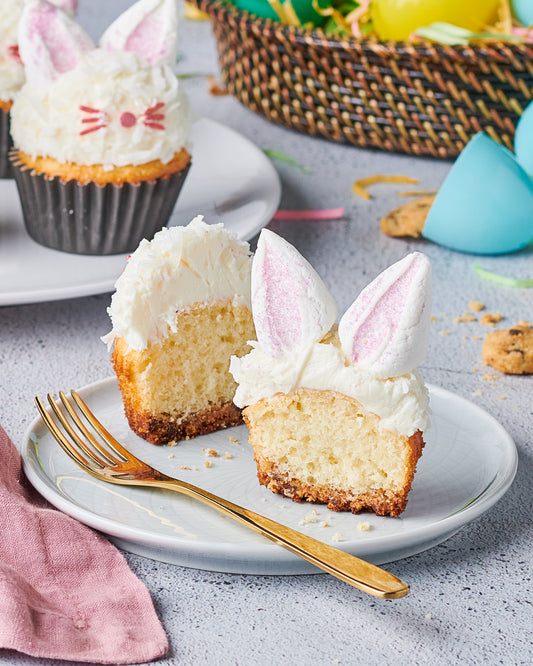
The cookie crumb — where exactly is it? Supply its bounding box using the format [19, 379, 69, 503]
[229, 436, 240, 444]
[480, 312, 502, 327]
[454, 312, 476, 323]
[204, 448, 219, 457]
[468, 301, 485, 312]
[332, 532, 344, 542]
[431, 315, 440, 322]
[439, 330, 451, 336]
[167, 440, 177, 447]
[179, 465, 191, 470]
[358, 521, 372, 532]
[204, 461, 212, 468]
[481, 373, 497, 381]
[496, 396, 507, 400]
[319, 521, 330, 528]
[224, 452, 233, 459]
[168, 453, 175, 459]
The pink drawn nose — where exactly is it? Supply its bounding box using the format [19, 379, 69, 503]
[120, 112, 137, 128]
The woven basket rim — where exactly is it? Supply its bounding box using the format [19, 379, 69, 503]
[198, 0, 533, 64]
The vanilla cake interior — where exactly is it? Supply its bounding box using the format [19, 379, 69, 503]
[113, 299, 255, 445]
[244, 387, 424, 517]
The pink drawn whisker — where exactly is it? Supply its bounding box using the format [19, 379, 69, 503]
[144, 113, 165, 121]
[79, 105, 102, 114]
[82, 117, 102, 124]
[145, 102, 165, 114]
[142, 121, 165, 130]
[80, 124, 107, 136]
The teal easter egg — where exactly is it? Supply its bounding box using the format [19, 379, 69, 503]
[423, 133, 533, 255]
[228, 0, 324, 25]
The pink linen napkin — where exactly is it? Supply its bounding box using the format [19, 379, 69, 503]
[0, 424, 168, 664]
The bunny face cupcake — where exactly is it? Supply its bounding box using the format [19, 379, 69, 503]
[230, 231, 431, 516]
[10, 0, 193, 255]
[0, 0, 76, 178]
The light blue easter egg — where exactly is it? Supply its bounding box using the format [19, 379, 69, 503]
[423, 133, 533, 255]
[514, 99, 533, 176]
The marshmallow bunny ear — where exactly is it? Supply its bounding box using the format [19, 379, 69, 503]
[99, 0, 178, 66]
[251, 229, 338, 359]
[50, 0, 78, 17]
[338, 252, 431, 378]
[18, 0, 93, 85]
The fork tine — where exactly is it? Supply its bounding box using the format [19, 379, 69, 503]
[35, 396, 96, 475]
[46, 393, 112, 468]
[71, 390, 140, 462]
[58, 391, 122, 466]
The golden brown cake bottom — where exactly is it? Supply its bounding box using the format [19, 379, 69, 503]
[243, 387, 425, 517]
[122, 400, 244, 445]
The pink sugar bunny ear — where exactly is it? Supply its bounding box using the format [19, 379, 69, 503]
[338, 252, 431, 378]
[18, 0, 93, 85]
[51, 0, 78, 17]
[251, 229, 338, 359]
[99, 0, 179, 67]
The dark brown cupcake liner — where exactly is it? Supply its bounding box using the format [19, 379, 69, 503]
[0, 107, 13, 179]
[10, 158, 191, 255]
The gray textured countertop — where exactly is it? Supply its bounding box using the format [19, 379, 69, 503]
[1, 2, 532, 664]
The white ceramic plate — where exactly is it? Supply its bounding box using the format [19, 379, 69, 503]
[0, 117, 281, 306]
[22, 378, 517, 574]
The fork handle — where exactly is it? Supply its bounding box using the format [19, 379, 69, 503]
[149, 476, 409, 599]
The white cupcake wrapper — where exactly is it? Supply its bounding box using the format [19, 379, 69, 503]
[11, 160, 191, 255]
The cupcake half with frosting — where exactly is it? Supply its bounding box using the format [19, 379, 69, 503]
[10, 0, 192, 254]
[230, 231, 432, 517]
[0, 0, 76, 179]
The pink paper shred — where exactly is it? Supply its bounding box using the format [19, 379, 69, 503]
[272, 208, 345, 221]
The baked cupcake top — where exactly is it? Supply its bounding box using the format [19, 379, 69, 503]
[10, 0, 192, 168]
[103, 216, 253, 352]
[230, 230, 432, 437]
[0, 0, 76, 103]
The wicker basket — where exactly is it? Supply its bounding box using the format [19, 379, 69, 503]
[195, 0, 533, 159]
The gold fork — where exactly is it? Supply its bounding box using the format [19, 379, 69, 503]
[35, 390, 409, 599]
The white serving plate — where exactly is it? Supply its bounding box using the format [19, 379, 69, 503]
[0, 117, 281, 306]
[22, 378, 517, 574]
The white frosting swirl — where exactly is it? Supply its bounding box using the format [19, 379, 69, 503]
[10, 48, 192, 167]
[230, 333, 429, 437]
[103, 216, 252, 351]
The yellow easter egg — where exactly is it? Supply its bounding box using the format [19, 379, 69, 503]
[372, 0, 501, 41]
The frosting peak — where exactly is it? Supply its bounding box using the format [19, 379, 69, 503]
[103, 216, 253, 351]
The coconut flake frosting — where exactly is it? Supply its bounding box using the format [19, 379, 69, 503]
[10, 0, 191, 167]
[103, 216, 253, 352]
